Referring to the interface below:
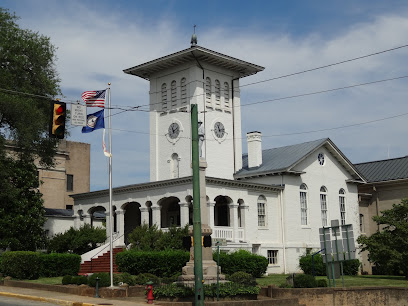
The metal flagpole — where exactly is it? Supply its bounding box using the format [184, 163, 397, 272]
[108, 83, 114, 288]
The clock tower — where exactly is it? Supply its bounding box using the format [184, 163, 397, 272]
[124, 41, 264, 182]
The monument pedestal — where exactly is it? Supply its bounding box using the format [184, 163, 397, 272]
[177, 159, 226, 286]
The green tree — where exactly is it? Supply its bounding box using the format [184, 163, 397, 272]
[0, 145, 46, 250]
[357, 199, 408, 279]
[0, 8, 61, 250]
[47, 224, 107, 255]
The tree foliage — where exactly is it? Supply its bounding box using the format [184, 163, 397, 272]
[47, 224, 107, 255]
[128, 224, 188, 251]
[0, 144, 46, 250]
[357, 198, 408, 279]
[0, 8, 61, 251]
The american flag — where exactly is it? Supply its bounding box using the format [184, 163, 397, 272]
[81, 90, 106, 108]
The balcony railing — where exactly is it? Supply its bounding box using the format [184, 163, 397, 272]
[159, 226, 245, 243]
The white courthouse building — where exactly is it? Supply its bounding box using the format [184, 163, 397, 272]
[72, 40, 365, 274]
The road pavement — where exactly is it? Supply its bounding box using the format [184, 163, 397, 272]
[0, 285, 149, 305]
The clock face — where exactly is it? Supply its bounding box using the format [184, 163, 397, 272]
[214, 121, 225, 138]
[318, 153, 325, 165]
[168, 122, 180, 139]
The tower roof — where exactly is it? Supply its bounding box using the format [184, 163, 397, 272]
[123, 45, 264, 80]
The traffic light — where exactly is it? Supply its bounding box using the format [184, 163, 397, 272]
[49, 101, 66, 139]
[203, 235, 212, 247]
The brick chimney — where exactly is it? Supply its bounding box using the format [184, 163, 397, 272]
[246, 131, 262, 168]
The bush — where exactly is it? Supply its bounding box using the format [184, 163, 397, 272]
[62, 275, 72, 285]
[47, 224, 106, 255]
[343, 259, 360, 276]
[40, 253, 81, 277]
[153, 283, 260, 299]
[299, 253, 325, 276]
[279, 283, 292, 288]
[317, 279, 328, 287]
[116, 250, 189, 277]
[116, 272, 136, 286]
[215, 249, 268, 278]
[0, 251, 41, 279]
[228, 271, 256, 286]
[88, 272, 110, 287]
[134, 273, 160, 286]
[73, 275, 88, 285]
[294, 274, 317, 288]
[161, 272, 181, 284]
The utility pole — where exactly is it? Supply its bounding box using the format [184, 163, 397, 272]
[191, 103, 204, 305]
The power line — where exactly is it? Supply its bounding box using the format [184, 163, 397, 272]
[240, 44, 408, 88]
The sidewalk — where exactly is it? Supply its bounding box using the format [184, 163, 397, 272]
[0, 285, 149, 306]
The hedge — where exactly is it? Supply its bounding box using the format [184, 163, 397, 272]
[214, 249, 268, 278]
[40, 253, 81, 277]
[299, 253, 360, 276]
[0, 251, 80, 279]
[115, 250, 190, 277]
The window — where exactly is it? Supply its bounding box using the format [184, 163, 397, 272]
[205, 77, 212, 107]
[320, 186, 328, 227]
[171, 80, 177, 107]
[339, 189, 346, 225]
[300, 184, 308, 225]
[66, 204, 73, 210]
[360, 214, 364, 233]
[170, 153, 179, 179]
[257, 195, 266, 227]
[161, 83, 168, 110]
[267, 250, 278, 265]
[66, 174, 73, 191]
[215, 79, 221, 105]
[181, 78, 187, 105]
[224, 82, 230, 108]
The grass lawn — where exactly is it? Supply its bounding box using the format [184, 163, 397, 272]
[24, 277, 63, 285]
[257, 274, 408, 288]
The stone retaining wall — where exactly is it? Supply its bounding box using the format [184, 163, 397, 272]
[267, 286, 408, 306]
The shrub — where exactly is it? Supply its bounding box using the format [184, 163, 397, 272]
[116, 250, 189, 277]
[134, 273, 160, 286]
[343, 259, 360, 276]
[294, 274, 317, 288]
[215, 249, 268, 278]
[161, 272, 181, 284]
[62, 275, 72, 285]
[88, 272, 110, 287]
[317, 279, 328, 287]
[73, 275, 88, 285]
[40, 253, 81, 277]
[228, 271, 256, 286]
[153, 284, 194, 298]
[0, 251, 41, 279]
[279, 283, 292, 288]
[299, 253, 325, 276]
[116, 272, 135, 286]
[47, 224, 106, 255]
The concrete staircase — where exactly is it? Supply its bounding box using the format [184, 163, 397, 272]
[78, 247, 124, 275]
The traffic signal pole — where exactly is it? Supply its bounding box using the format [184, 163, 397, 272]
[191, 104, 204, 305]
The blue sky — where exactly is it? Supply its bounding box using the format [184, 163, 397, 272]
[2, 1, 408, 190]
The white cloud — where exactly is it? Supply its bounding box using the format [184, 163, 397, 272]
[5, 1, 408, 189]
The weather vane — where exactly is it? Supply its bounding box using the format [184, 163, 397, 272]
[191, 25, 197, 46]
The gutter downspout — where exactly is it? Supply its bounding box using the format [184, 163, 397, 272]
[279, 174, 287, 274]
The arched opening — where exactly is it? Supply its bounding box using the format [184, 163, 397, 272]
[170, 153, 180, 178]
[160, 197, 180, 228]
[214, 195, 232, 226]
[146, 201, 153, 227]
[123, 202, 141, 244]
[88, 206, 106, 228]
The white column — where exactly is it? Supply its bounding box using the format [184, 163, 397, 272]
[74, 214, 81, 229]
[179, 203, 189, 227]
[229, 203, 239, 243]
[115, 209, 125, 246]
[140, 207, 149, 225]
[208, 202, 215, 230]
[239, 204, 249, 241]
[82, 214, 91, 225]
[151, 205, 161, 228]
